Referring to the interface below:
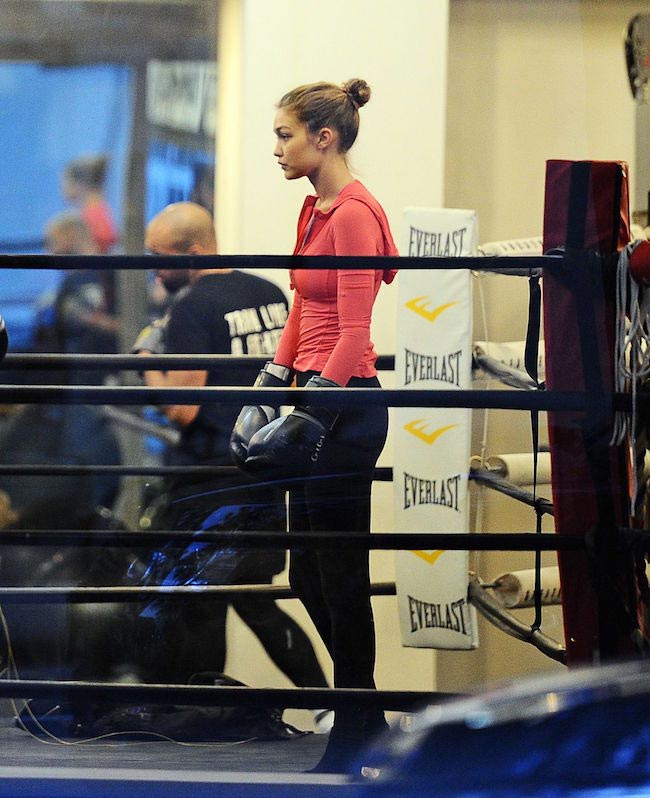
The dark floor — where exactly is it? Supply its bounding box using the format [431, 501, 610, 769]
[0, 707, 372, 797]
[0, 714, 326, 771]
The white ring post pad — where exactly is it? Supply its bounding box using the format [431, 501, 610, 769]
[393, 207, 478, 650]
[542, 160, 636, 664]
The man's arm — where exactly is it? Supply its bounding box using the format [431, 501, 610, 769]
[139, 360, 207, 427]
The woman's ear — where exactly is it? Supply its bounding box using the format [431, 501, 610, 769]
[316, 127, 335, 150]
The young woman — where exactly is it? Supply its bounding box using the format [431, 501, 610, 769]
[233, 78, 398, 773]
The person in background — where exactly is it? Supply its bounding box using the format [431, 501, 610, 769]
[38, 211, 123, 510]
[231, 78, 398, 774]
[133, 201, 332, 729]
[62, 153, 119, 255]
[190, 163, 215, 216]
[62, 153, 119, 320]
[45, 211, 120, 370]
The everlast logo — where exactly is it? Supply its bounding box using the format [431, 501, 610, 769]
[404, 346, 462, 386]
[404, 420, 457, 446]
[408, 226, 468, 257]
[405, 296, 457, 323]
[403, 470, 461, 511]
[413, 550, 445, 566]
[408, 594, 470, 635]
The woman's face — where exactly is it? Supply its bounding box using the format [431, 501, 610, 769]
[273, 107, 321, 181]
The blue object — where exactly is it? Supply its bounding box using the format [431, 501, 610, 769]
[145, 139, 214, 222]
[354, 658, 650, 797]
[0, 62, 133, 350]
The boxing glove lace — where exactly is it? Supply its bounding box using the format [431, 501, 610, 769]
[244, 375, 340, 477]
[230, 361, 293, 467]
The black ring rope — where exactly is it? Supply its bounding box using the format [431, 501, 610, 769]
[0, 581, 397, 605]
[0, 464, 520, 490]
[0, 679, 452, 712]
[1, 351, 553, 386]
[469, 469, 554, 516]
[0, 464, 555, 524]
[0, 464, 395, 480]
[617, 526, 650, 559]
[0, 249, 625, 679]
[0, 529, 583, 551]
[0, 384, 629, 411]
[0, 353, 397, 372]
[0, 248, 629, 718]
[0, 252, 560, 272]
[0, 467, 552, 510]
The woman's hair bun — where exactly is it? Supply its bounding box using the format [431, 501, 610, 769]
[66, 153, 109, 188]
[342, 79, 371, 109]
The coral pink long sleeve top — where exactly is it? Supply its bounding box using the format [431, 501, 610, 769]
[274, 180, 398, 386]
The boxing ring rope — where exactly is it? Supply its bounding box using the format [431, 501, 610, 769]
[0, 583, 397, 605]
[0, 463, 550, 514]
[0, 332, 561, 680]
[468, 467, 553, 516]
[0, 679, 447, 712]
[0, 463, 393, 478]
[467, 577, 566, 664]
[0, 252, 557, 272]
[1, 353, 397, 372]
[472, 348, 539, 391]
[0, 246, 636, 716]
[0, 370, 557, 663]
[0, 340, 557, 655]
[0, 529, 583, 551]
[0, 384, 628, 411]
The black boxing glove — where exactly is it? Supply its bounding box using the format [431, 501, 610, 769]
[243, 375, 340, 477]
[229, 361, 293, 467]
[0, 316, 8, 363]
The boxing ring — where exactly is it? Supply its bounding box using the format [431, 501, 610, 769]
[0, 160, 648, 795]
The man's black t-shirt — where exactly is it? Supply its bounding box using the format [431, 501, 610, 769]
[165, 270, 289, 466]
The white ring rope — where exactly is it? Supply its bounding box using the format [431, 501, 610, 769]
[487, 566, 561, 608]
[473, 348, 539, 391]
[477, 237, 543, 257]
[468, 577, 565, 664]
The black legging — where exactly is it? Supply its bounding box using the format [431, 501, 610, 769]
[288, 373, 388, 694]
[150, 583, 329, 689]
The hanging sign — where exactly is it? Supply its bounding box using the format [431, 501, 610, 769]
[394, 207, 479, 649]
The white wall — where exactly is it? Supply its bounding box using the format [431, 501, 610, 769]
[216, 0, 450, 726]
[446, 0, 641, 244]
[218, 0, 449, 353]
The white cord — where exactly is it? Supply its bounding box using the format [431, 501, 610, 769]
[0, 603, 266, 749]
[471, 271, 491, 578]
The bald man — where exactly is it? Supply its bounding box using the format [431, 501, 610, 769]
[133, 203, 330, 707]
[141, 202, 288, 427]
